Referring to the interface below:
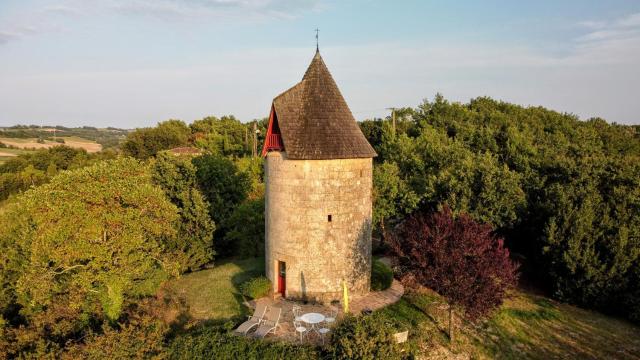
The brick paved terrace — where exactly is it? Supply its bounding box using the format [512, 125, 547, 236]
[240, 280, 404, 345]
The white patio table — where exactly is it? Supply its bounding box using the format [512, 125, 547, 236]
[299, 312, 325, 335]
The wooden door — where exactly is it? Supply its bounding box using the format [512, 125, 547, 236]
[277, 261, 286, 296]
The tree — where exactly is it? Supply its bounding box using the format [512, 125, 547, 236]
[372, 161, 419, 232]
[381, 125, 525, 229]
[192, 154, 251, 228]
[389, 206, 518, 341]
[0, 158, 181, 355]
[540, 155, 640, 316]
[235, 156, 265, 199]
[0, 146, 116, 201]
[190, 115, 249, 157]
[151, 152, 216, 271]
[121, 120, 190, 159]
[223, 197, 265, 257]
[365, 94, 640, 323]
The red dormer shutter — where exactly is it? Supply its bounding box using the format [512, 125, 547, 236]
[261, 105, 284, 156]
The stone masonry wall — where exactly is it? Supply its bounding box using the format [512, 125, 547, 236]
[265, 151, 373, 303]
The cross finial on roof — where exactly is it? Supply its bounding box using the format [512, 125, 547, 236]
[315, 28, 319, 51]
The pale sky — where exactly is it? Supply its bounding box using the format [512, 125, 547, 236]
[1, 0, 639, 128]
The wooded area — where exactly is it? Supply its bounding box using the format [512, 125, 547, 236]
[0, 96, 638, 358]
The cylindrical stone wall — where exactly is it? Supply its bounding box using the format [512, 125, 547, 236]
[265, 151, 373, 303]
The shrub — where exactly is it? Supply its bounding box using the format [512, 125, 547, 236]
[240, 277, 271, 299]
[328, 314, 402, 360]
[371, 259, 393, 291]
[63, 311, 167, 359]
[166, 323, 319, 360]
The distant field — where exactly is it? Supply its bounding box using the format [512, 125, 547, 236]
[0, 150, 19, 157]
[0, 125, 128, 150]
[0, 137, 102, 153]
[0, 148, 28, 165]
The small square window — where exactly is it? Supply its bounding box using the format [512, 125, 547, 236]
[328, 215, 332, 222]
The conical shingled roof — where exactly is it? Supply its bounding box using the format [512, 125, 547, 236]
[271, 50, 377, 160]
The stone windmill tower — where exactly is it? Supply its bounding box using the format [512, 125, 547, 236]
[262, 50, 377, 302]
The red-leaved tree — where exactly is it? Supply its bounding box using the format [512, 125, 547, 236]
[389, 205, 518, 341]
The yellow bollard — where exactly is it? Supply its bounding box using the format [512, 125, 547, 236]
[342, 279, 349, 313]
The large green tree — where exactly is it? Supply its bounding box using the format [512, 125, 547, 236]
[152, 152, 216, 271]
[192, 154, 251, 229]
[223, 197, 265, 257]
[0, 158, 181, 355]
[121, 120, 190, 159]
[372, 161, 419, 231]
[190, 116, 249, 157]
[380, 125, 525, 229]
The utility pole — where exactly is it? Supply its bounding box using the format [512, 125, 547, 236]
[252, 121, 258, 158]
[244, 126, 249, 153]
[386, 107, 397, 137]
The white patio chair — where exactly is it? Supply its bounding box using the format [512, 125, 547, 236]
[324, 308, 337, 324]
[318, 326, 330, 345]
[293, 319, 308, 343]
[292, 304, 302, 321]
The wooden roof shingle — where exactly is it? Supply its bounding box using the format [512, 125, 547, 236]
[272, 50, 377, 160]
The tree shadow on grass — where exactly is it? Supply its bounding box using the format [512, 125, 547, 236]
[159, 257, 266, 338]
[228, 257, 265, 319]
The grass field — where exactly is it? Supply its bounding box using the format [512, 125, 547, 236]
[166, 258, 640, 359]
[163, 258, 264, 321]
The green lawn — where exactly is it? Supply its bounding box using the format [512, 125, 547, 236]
[163, 258, 264, 321]
[378, 290, 640, 359]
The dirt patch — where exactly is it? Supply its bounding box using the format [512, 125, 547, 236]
[0, 151, 18, 157]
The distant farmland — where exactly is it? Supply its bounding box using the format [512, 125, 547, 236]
[0, 147, 27, 165]
[0, 125, 128, 150]
[0, 137, 102, 153]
